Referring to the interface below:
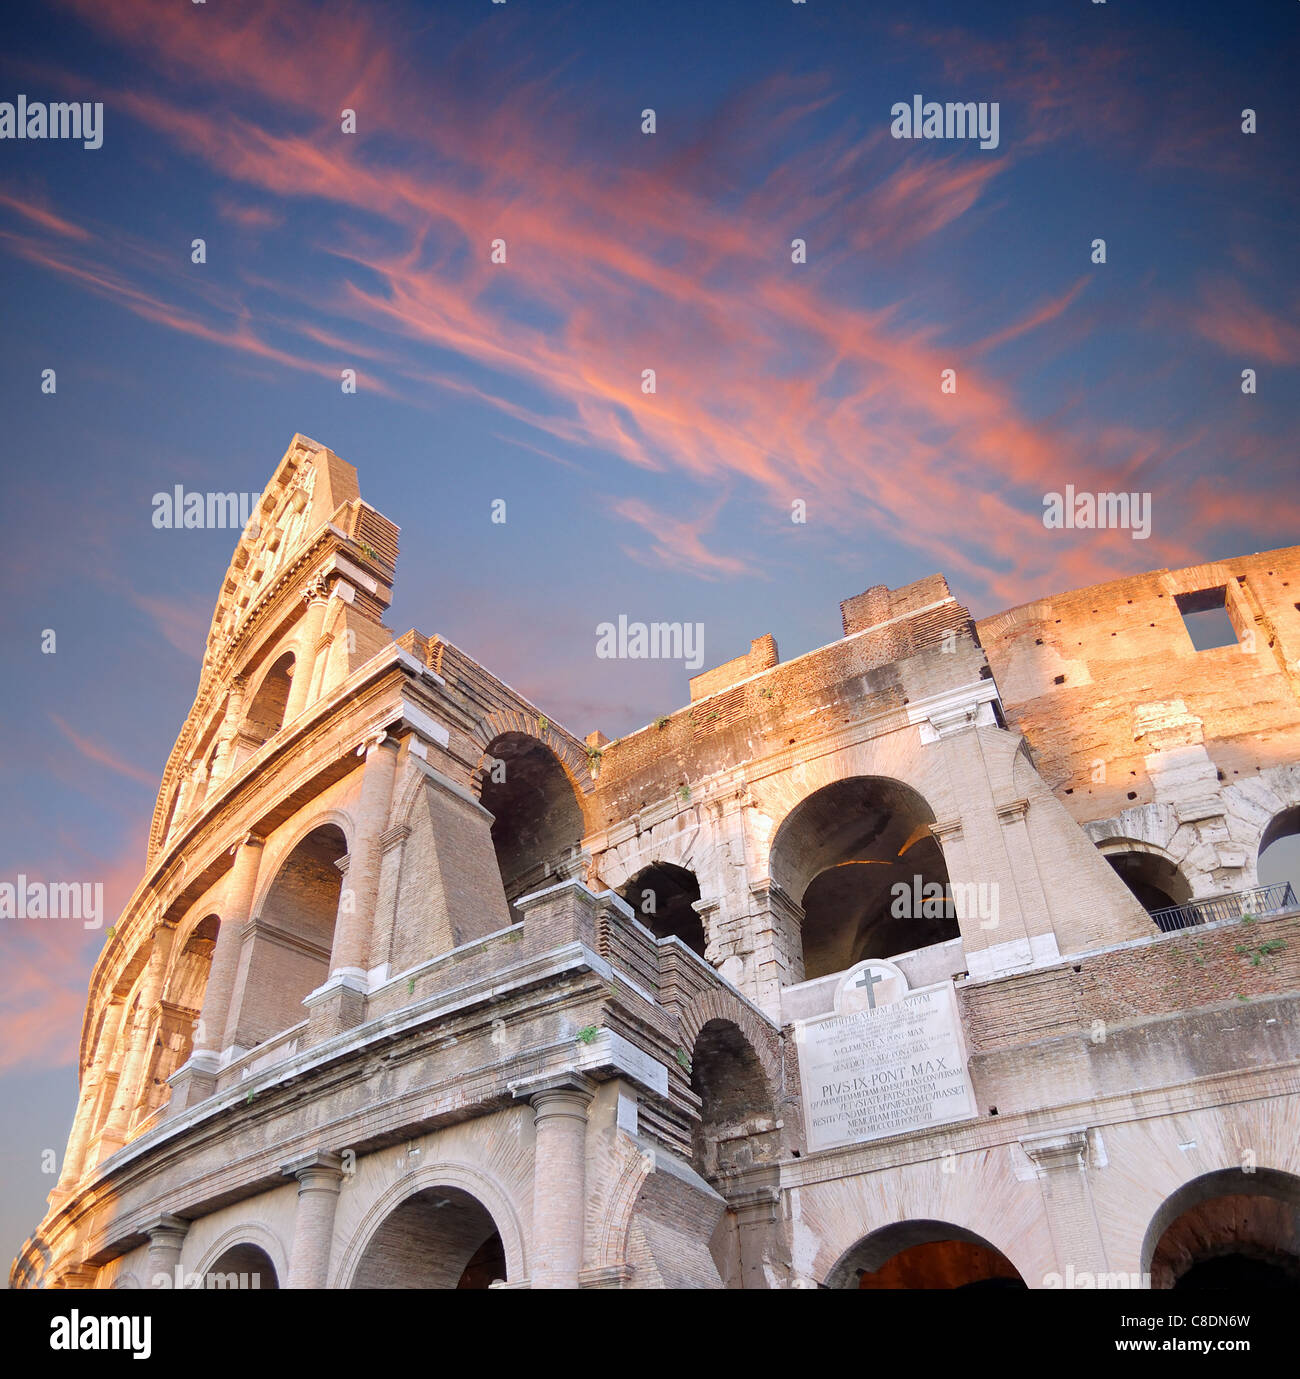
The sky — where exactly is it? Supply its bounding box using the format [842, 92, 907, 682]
[1, 0, 1298, 1268]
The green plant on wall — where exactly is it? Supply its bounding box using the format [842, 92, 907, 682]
[575, 1025, 600, 1045]
[1235, 938, 1286, 968]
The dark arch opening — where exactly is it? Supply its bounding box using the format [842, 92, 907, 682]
[1175, 1253, 1298, 1290]
[144, 914, 221, 1121]
[690, 1018, 779, 1186]
[619, 862, 706, 956]
[479, 733, 584, 918]
[1145, 1169, 1300, 1290]
[1258, 805, 1300, 898]
[1103, 847, 1192, 921]
[201, 1243, 278, 1290]
[239, 651, 295, 756]
[771, 777, 957, 981]
[352, 1186, 507, 1289]
[826, 1220, 1026, 1290]
[226, 824, 345, 1049]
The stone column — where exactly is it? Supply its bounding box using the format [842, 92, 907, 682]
[920, 711, 1035, 979]
[748, 879, 805, 1018]
[328, 735, 400, 981]
[517, 1073, 596, 1288]
[283, 579, 331, 724]
[206, 675, 246, 798]
[283, 1152, 344, 1289]
[144, 1215, 190, 1289]
[98, 920, 177, 1156]
[175, 836, 264, 1098]
[56, 997, 127, 1193]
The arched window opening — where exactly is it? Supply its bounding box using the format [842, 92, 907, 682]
[352, 1187, 507, 1289]
[618, 863, 706, 956]
[1258, 805, 1300, 899]
[197, 1244, 279, 1290]
[226, 824, 345, 1050]
[1103, 847, 1193, 918]
[690, 1019, 779, 1187]
[236, 651, 295, 763]
[771, 777, 957, 982]
[827, 1221, 1026, 1290]
[479, 733, 584, 919]
[141, 915, 220, 1121]
[1146, 1170, 1300, 1290]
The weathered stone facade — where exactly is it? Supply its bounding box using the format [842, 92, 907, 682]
[12, 435, 1300, 1290]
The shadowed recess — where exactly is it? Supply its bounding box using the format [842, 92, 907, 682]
[480, 733, 584, 915]
[352, 1186, 506, 1289]
[770, 777, 957, 979]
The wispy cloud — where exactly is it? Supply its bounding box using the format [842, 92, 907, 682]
[611, 497, 759, 581]
[6, 0, 1293, 610]
[48, 715, 157, 788]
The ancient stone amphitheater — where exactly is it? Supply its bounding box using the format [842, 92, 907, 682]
[14, 435, 1300, 1290]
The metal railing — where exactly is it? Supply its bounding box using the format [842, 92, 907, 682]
[1149, 881, 1298, 934]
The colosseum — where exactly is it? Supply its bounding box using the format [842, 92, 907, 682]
[12, 434, 1300, 1290]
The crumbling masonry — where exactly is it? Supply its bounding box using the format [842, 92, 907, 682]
[13, 436, 1300, 1290]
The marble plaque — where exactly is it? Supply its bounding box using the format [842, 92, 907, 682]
[797, 961, 977, 1152]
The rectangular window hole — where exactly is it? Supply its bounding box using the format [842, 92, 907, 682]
[1175, 587, 1238, 650]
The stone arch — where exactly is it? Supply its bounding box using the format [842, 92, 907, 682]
[1141, 1167, 1300, 1289]
[147, 683, 233, 865]
[677, 988, 782, 1096]
[1258, 801, 1300, 898]
[769, 775, 956, 979]
[1095, 837, 1193, 920]
[595, 1138, 656, 1271]
[248, 807, 355, 919]
[618, 861, 706, 956]
[336, 1161, 527, 1288]
[194, 1221, 287, 1288]
[128, 913, 222, 1120]
[473, 730, 587, 916]
[238, 648, 296, 753]
[825, 1219, 1028, 1289]
[688, 1017, 782, 1187]
[163, 913, 221, 1011]
[94, 954, 156, 1133]
[469, 709, 594, 800]
[225, 821, 347, 1049]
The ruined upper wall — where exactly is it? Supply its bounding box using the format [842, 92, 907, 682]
[689, 634, 779, 702]
[977, 547, 1300, 828]
[587, 575, 986, 827]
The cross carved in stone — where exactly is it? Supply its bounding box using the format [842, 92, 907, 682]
[853, 968, 884, 1009]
